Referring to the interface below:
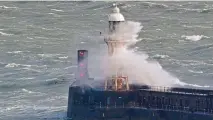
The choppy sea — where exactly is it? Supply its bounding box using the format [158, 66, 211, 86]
[1, 1, 213, 120]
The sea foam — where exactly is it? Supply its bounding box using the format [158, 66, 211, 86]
[181, 35, 209, 41]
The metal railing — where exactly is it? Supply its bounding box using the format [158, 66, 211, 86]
[74, 101, 213, 115]
[70, 85, 210, 96]
[139, 86, 208, 96]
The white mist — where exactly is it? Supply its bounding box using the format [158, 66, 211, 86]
[88, 21, 209, 88]
[94, 21, 180, 87]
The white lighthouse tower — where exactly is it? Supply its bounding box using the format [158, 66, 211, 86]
[104, 4, 129, 91]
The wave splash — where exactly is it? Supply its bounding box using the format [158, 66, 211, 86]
[96, 21, 209, 88]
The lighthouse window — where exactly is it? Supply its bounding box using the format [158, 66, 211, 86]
[109, 21, 121, 32]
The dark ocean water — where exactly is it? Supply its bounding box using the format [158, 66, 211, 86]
[1, 1, 213, 120]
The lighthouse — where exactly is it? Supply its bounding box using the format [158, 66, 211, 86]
[104, 4, 129, 91]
